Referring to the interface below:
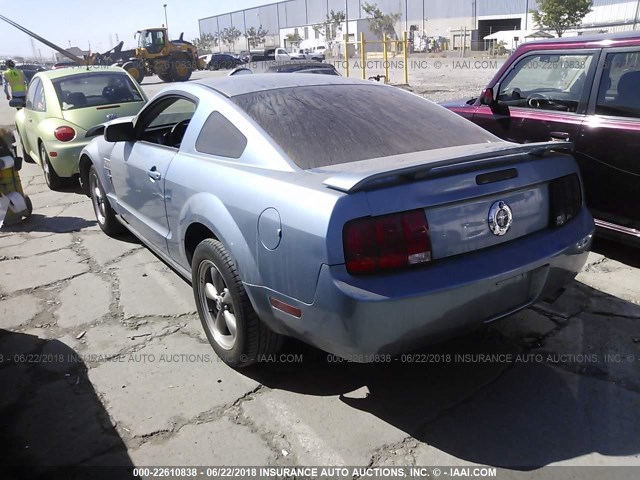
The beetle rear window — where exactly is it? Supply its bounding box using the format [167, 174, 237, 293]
[52, 72, 144, 111]
[232, 84, 497, 169]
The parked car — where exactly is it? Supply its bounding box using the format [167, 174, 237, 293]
[198, 54, 213, 69]
[208, 53, 244, 70]
[249, 48, 276, 62]
[220, 51, 241, 59]
[266, 62, 339, 75]
[14, 66, 147, 190]
[274, 48, 297, 62]
[275, 47, 324, 62]
[312, 45, 327, 56]
[16, 63, 47, 83]
[53, 61, 79, 69]
[80, 74, 593, 367]
[442, 31, 640, 245]
[291, 48, 326, 61]
[228, 67, 253, 76]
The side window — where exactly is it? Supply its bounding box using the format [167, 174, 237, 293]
[141, 32, 152, 48]
[25, 78, 40, 110]
[497, 53, 595, 113]
[596, 51, 640, 118]
[33, 80, 46, 112]
[195, 112, 247, 159]
[139, 97, 197, 148]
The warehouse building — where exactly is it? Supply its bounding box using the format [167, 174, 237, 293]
[198, 0, 640, 53]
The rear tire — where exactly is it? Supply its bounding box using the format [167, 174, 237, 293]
[192, 239, 283, 368]
[89, 165, 124, 236]
[40, 143, 65, 191]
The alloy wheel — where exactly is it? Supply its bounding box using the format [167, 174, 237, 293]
[89, 170, 106, 225]
[198, 260, 237, 350]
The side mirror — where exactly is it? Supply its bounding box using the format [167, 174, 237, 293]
[481, 87, 510, 117]
[480, 87, 495, 106]
[105, 121, 136, 142]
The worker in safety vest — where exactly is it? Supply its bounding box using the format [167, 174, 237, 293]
[3, 59, 27, 104]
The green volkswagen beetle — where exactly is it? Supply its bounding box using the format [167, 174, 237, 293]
[15, 66, 147, 190]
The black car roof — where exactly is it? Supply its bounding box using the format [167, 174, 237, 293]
[266, 62, 338, 73]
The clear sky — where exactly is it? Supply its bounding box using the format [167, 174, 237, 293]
[0, 0, 271, 59]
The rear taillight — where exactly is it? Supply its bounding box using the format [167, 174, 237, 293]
[54, 126, 76, 142]
[343, 209, 432, 275]
[549, 174, 582, 228]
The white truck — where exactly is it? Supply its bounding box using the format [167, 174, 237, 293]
[275, 47, 324, 62]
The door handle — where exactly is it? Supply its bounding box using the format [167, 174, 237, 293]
[550, 131, 571, 142]
[148, 167, 161, 181]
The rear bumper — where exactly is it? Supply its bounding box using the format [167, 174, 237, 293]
[247, 209, 594, 358]
[46, 139, 88, 177]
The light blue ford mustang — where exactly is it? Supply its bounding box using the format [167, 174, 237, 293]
[79, 74, 594, 367]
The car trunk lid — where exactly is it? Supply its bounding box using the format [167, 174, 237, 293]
[318, 141, 577, 261]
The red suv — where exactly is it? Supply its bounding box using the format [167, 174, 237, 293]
[443, 31, 640, 245]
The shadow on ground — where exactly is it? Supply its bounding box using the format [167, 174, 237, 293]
[0, 214, 96, 234]
[0, 330, 134, 478]
[244, 281, 640, 469]
[592, 237, 640, 269]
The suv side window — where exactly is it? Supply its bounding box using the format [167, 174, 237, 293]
[596, 51, 640, 118]
[497, 53, 595, 113]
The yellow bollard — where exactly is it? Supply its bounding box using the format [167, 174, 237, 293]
[344, 34, 350, 78]
[360, 32, 366, 80]
[403, 31, 409, 85]
[383, 33, 389, 84]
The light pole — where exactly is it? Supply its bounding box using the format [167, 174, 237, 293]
[163, 4, 169, 35]
[345, 0, 349, 58]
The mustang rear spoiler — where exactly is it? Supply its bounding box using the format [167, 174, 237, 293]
[322, 141, 574, 193]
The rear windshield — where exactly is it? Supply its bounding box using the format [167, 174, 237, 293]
[232, 84, 497, 169]
[52, 72, 143, 111]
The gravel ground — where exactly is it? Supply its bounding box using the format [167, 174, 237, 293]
[332, 54, 507, 103]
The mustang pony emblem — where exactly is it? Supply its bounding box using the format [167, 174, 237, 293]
[488, 200, 513, 236]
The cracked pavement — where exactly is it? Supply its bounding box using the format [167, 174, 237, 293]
[1, 73, 640, 475]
